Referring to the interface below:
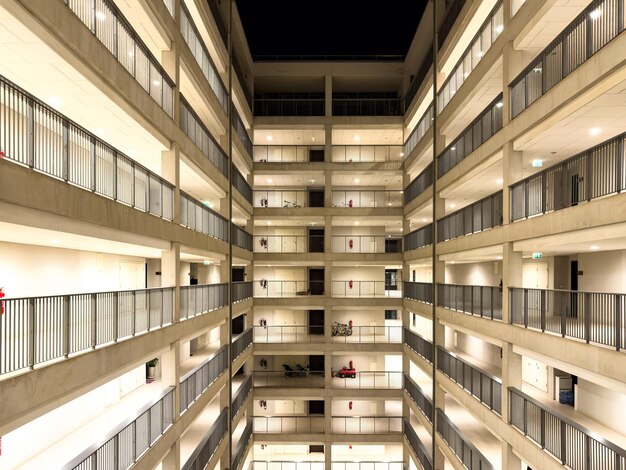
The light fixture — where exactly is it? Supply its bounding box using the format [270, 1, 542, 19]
[203, 260, 211, 266]
[589, 8, 601, 20]
[496, 178, 503, 185]
[477, 51, 483, 58]
[267, 178, 273, 183]
[400, 152, 405, 157]
[450, 203, 456, 208]
[532, 159, 543, 168]
[496, 102, 503, 108]
[266, 135, 273, 142]
[422, 218, 428, 222]
[152, 79, 160, 86]
[449, 261, 456, 264]
[354, 135, 361, 142]
[49, 96, 62, 107]
[451, 147, 456, 151]
[50, 239, 60, 245]
[590, 245, 600, 250]
[310, 179, 315, 184]
[463, 72, 469, 78]
[495, 25, 503, 33]
[589, 127, 601, 136]
[388, 203, 392, 206]
[267, 221, 272, 225]
[312, 137, 315, 142]
[208, 203, 214, 208]
[355, 178, 360, 183]
[355, 221, 360, 225]
[496, 256, 503, 260]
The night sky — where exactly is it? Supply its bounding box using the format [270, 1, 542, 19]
[236, 0, 428, 58]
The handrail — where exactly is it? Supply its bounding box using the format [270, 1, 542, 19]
[254, 145, 323, 163]
[332, 95, 402, 116]
[403, 105, 434, 159]
[331, 416, 403, 433]
[254, 93, 325, 117]
[404, 281, 434, 304]
[232, 419, 253, 470]
[331, 235, 402, 254]
[404, 225, 434, 251]
[232, 224, 253, 251]
[180, 190, 229, 241]
[331, 190, 404, 208]
[438, 0, 467, 47]
[332, 145, 404, 163]
[404, 163, 434, 204]
[404, 420, 433, 470]
[180, 345, 228, 412]
[253, 416, 325, 433]
[437, 191, 503, 242]
[232, 327, 253, 362]
[232, 106, 253, 156]
[436, 408, 494, 470]
[437, 283, 503, 320]
[232, 164, 253, 204]
[182, 408, 228, 470]
[404, 373, 433, 422]
[232, 281, 253, 303]
[331, 371, 403, 389]
[403, 328, 434, 363]
[331, 281, 403, 298]
[404, 48, 434, 111]
[232, 374, 253, 421]
[180, 283, 228, 320]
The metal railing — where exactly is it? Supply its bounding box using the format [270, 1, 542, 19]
[180, 283, 228, 320]
[253, 235, 311, 253]
[332, 95, 402, 116]
[232, 374, 253, 420]
[405, 163, 434, 204]
[331, 236, 402, 253]
[404, 328, 434, 364]
[438, 284, 503, 321]
[206, 0, 227, 43]
[180, 345, 228, 412]
[331, 281, 403, 298]
[510, 0, 625, 118]
[0, 75, 174, 220]
[180, 191, 228, 241]
[253, 370, 325, 388]
[64, 0, 174, 117]
[179, 95, 229, 177]
[331, 145, 404, 163]
[232, 225, 253, 251]
[438, 0, 467, 47]
[1, 287, 173, 376]
[232, 282, 253, 303]
[180, 2, 228, 113]
[403, 105, 434, 159]
[404, 48, 433, 111]
[232, 107, 253, 156]
[510, 287, 626, 351]
[252, 462, 325, 470]
[254, 94, 325, 116]
[332, 371, 403, 389]
[254, 325, 324, 343]
[437, 191, 503, 242]
[437, 347, 502, 414]
[404, 420, 433, 470]
[331, 416, 402, 434]
[182, 408, 228, 470]
[331, 190, 403, 208]
[254, 281, 325, 298]
[404, 282, 434, 304]
[404, 373, 433, 422]
[253, 54, 405, 62]
[254, 145, 323, 163]
[232, 165, 253, 204]
[232, 419, 253, 470]
[65, 389, 174, 469]
[333, 463, 405, 470]
[509, 387, 626, 469]
[232, 53, 253, 111]
[404, 225, 433, 251]
[254, 190, 310, 208]
[510, 132, 626, 221]
[162, 0, 174, 16]
[253, 416, 325, 433]
[232, 327, 253, 362]
[331, 325, 402, 343]
[436, 408, 494, 470]
[438, 94, 504, 176]
[438, 1, 504, 114]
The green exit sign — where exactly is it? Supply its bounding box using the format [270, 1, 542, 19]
[532, 252, 543, 259]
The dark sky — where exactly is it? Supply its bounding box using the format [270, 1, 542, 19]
[236, 0, 427, 58]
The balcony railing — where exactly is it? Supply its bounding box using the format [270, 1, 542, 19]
[437, 191, 503, 242]
[254, 146, 324, 163]
[331, 325, 402, 343]
[404, 420, 433, 470]
[404, 48, 433, 111]
[436, 409, 494, 470]
[0, 75, 174, 221]
[331, 145, 404, 163]
[252, 462, 325, 470]
[332, 462, 405, 470]
[232, 327, 253, 362]
[232, 374, 253, 420]
[232, 107, 253, 156]
[331, 416, 402, 434]
[254, 94, 325, 116]
[404, 225, 433, 251]
[331, 190, 403, 208]
[1, 287, 173, 376]
[331, 371, 403, 389]
[403, 105, 434, 159]
[404, 328, 434, 364]
[510, 0, 625, 118]
[404, 281, 434, 304]
[64, 0, 174, 117]
[253, 370, 325, 388]
[331, 236, 402, 254]
[253, 235, 311, 253]
[254, 190, 310, 208]
[182, 408, 228, 470]
[232, 225, 253, 251]
[232, 281, 253, 304]
[253, 416, 325, 433]
[180, 283, 228, 320]
[332, 94, 402, 116]
[232, 419, 253, 470]
[405, 163, 434, 204]
[437, 0, 466, 47]
[180, 2, 228, 113]
[65, 387, 175, 470]
[206, 0, 227, 43]
[180, 95, 229, 177]
[509, 387, 626, 469]
[438, 2, 504, 115]
[232, 165, 253, 204]
[180, 345, 228, 412]
[437, 347, 502, 414]
[438, 284, 503, 321]
[404, 373, 433, 422]
[254, 281, 325, 298]
[510, 132, 626, 221]
[180, 191, 229, 241]
[254, 325, 324, 343]
[331, 281, 403, 298]
[437, 95, 503, 176]
[162, 0, 174, 16]
[510, 287, 626, 351]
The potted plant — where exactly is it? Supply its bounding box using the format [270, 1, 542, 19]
[146, 358, 159, 380]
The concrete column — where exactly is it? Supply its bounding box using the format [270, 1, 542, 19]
[324, 351, 333, 388]
[324, 396, 332, 435]
[219, 196, 230, 221]
[324, 215, 333, 254]
[501, 343, 523, 469]
[325, 75, 332, 117]
[162, 243, 181, 322]
[324, 170, 333, 208]
[161, 441, 181, 470]
[162, 143, 181, 225]
[502, 242, 523, 323]
[503, 142, 523, 224]
[325, 443, 332, 469]
[324, 305, 333, 343]
[324, 124, 333, 163]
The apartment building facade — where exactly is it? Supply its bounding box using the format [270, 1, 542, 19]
[0, 0, 625, 469]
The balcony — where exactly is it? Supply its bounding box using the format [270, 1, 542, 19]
[232, 165, 253, 205]
[403, 105, 433, 160]
[253, 235, 318, 253]
[331, 281, 403, 299]
[254, 281, 324, 298]
[438, 284, 503, 321]
[232, 107, 253, 157]
[254, 145, 325, 163]
[232, 281, 253, 303]
[331, 145, 404, 163]
[253, 370, 325, 388]
[182, 408, 227, 470]
[179, 346, 228, 412]
[331, 190, 403, 208]
[510, 287, 626, 351]
[180, 191, 229, 241]
[404, 374, 433, 423]
[331, 371, 402, 389]
[254, 190, 313, 208]
[232, 328, 253, 363]
[437, 191, 503, 242]
[254, 93, 325, 117]
[179, 283, 228, 320]
[404, 163, 433, 205]
[404, 282, 434, 304]
[331, 416, 402, 434]
[331, 236, 402, 254]
[332, 93, 402, 116]
[254, 325, 323, 343]
[403, 420, 433, 470]
[404, 328, 434, 364]
[436, 409, 494, 470]
[404, 226, 433, 252]
[232, 225, 253, 252]
[253, 416, 325, 434]
[331, 325, 402, 344]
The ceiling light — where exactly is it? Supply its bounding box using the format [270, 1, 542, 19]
[496, 256, 503, 260]
[451, 147, 456, 151]
[590, 245, 599, 250]
[312, 137, 315, 142]
[49, 96, 62, 107]
[450, 203, 456, 208]
[477, 51, 483, 58]
[449, 261, 456, 264]
[355, 221, 359, 225]
[496, 178, 503, 185]
[152, 79, 160, 86]
[267, 221, 272, 225]
[463, 72, 469, 78]
[589, 127, 601, 136]
[400, 152, 405, 157]
[495, 25, 503, 33]
[50, 239, 60, 245]
[496, 102, 503, 108]
[310, 179, 315, 184]
[388, 203, 392, 206]
[267, 178, 273, 183]
[422, 218, 428, 222]
[589, 8, 601, 20]
[266, 135, 273, 142]
[355, 178, 360, 183]
[354, 135, 361, 142]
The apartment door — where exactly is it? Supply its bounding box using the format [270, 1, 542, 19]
[232, 314, 244, 335]
[309, 354, 325, 375]
[570, 260, 578, 318]
[384, 238, 401, 253]
[385, 269, 398, 290]
[308, 309, 324, 335]
[308, 228, 325, 253]
[308, 188, 325, 208]
[232, 267, 245, 282]
[308, 268, 325, 295]
[309, 149, 324, 162]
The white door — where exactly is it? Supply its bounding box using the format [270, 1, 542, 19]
[522, 262, 549, 289]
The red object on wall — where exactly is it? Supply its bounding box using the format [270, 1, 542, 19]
[0, 150, 5, 158]
[348, 280, 353, 289]
[349, 444, 352, 449]
[348, 199, 353, 208]
[349, 401, 353, 410]
[349, 320, 352, 329]
[349, 360, 353, 369]
[0, 287, 4, 315]
[348, 239, 353, 249]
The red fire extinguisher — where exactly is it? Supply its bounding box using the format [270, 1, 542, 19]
[349, 401, 353, 410]
[349, 360, 353, 369]
[348, 199, 353, 208]
[348, 280, 353, 289]
[0, 287, 4, 315]
[348, 239, 353, 249]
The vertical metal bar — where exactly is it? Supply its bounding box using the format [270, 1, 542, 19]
[62, 120, 69, 181]
[616, 295, 622, 351]
[63, 295, 70, 358]
[91, 293, 97, 348]
[113, 291, 119, 342]
[541, 290, 546, 331]
[28, 297, 35, 369]
[584, 292, 591, 344]
[27, 98, 34, 168]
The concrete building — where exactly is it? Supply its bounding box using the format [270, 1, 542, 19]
[0, 0, 625, 469]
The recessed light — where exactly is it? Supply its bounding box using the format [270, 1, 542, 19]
[50, 239, 60, 245]
[266, 135, 273, 142]
[496, 102, 503, 108]
[497, 256, 503, 260]
[463, 72, 469, 78]
[267, 178, 273, 183]
[400, 152, 405, 157]
[589, 8, 601, 20]
[451, 147, 456, 151]
[422, 218, 428, 222]
[49, 96, 62, 107]
[152, 79, 160, 86]
[312, 137, 315, 142]
[355, 221, 359, 225]
[310, 179, 315, 184]
[267, 221, 272, 225]
[450, 203, 456, 208]
[388, 203, 392, 206]
[354, 135, 361, 142]
[495, 25, 503, 33]
[496, 178, 503, 185]
[355, 178, 360, 183]
[589, 127, 601, 136]
[208, 203, 214, 208]
[449, 261, 456, 264]
[590, 245, 600, 250]
[477, 51, 483, 58]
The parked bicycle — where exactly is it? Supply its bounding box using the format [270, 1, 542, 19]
[331, 320, 353, 336]
[283, 200, 302, 208]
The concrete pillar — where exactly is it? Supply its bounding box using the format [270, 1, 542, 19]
[324, 124, 333, 163]
[325, 75, 332, 117]
[324, 351, 333, 388]
[325, 442, 332, 469]
[324, 215, 333, 254]
[324, 170, 333, 208]
[162, 243, 181, 322]
[501, 441, 522, 470]
[503, 142, 523, 224]
[162, 143, 180, 225]
[324, 305, 333, 343]
[502, 242, 523, 323]
[161, 441, 181, 470]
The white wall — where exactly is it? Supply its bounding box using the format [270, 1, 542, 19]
[330, 353, 401, 372]
[0, 242, 147, 297]
[577, 250, 626, 293]
[446, 329, 502, 373]
[576, 378, 626, 432]
[445, 261, 501, 286]
[256, 399, 307, 416]
[522, 357, 549, 393]
[409, 313, 432, 340]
